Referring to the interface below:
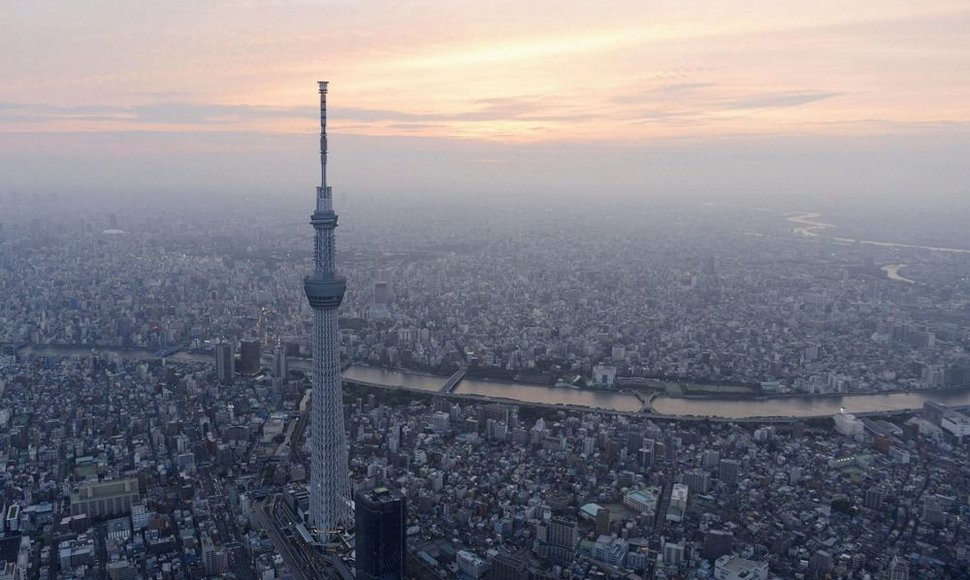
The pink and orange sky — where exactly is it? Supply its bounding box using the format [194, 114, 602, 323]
[1, 0, 968, 204]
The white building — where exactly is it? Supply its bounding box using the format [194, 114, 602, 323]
[592, 364, 617, 387]
[623, 487, 659, 515]
[262, 413, 287, 442]
[941, 413, 970, 438]
[834, 412, 865, 439]
[431, 411, 450, 433]
[666, 484, 689, 522]
[662, 541, 685, 567]
[714, 555, 769, 580]
[593, 535, 629, 566]
[456, 550, 488, 578]
[131, 502, 152, 531]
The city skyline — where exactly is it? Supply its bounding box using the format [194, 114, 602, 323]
[3, 94, 970, 577]
[2, 3, 970, 578]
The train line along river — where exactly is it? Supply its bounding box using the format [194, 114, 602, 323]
[10, 344, 970, 418]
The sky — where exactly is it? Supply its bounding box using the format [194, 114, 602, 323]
[1, 0, 968, 208]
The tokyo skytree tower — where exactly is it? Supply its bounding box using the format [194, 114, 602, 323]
[304, 81, 351, 534]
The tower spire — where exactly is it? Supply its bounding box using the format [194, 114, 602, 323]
[318, 80, 330, 212]
[304, 81, 351, 537]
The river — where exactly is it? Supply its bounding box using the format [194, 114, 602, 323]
[342, 366, 443, 392]
[453, 378, 644, 413]
[881, 264, 915, 284]
[14, 344, 970, 419]
[280, 365, 645, 412]
[786, 212, 970, 254]
[651, 389, 970, 419]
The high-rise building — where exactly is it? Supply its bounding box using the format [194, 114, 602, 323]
[456, 551, 488, 579]
[719, 459, 740, 484]
[491, 552, 528, 580]
[215, 342, 234, 385]
[354, 486, 407, 580]
[639, 441, 655, 468]
[864, 487, 886, 511]
[666, 483, 689, 522]
[685, 469, 711, 494]
[374, 281, 389, 309]
[663, 541, 685, 567]
[888, 554, 909, 580]
[201, 534, 229, 576]
[541, 517, 577, 564]
[701, 449, 720, 469]
[304, 81, 352, 535]
[807, 550, 833, 579]
[703, 529, 734, 561]
[239, 339, 261, 375]
[595, 506, 611, 535]
[272, 343, 288, 383]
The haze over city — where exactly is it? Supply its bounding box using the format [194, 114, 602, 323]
[2, 2, 970, 580]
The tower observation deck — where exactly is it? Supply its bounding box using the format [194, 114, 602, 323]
[304, 81, 352, 536]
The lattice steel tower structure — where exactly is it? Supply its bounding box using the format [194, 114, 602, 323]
[304, 81, 352, 534]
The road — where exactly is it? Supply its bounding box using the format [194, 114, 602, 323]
[254, 496, 315, 580]
[203, 473, 255, 579]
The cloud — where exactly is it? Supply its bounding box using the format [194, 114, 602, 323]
[334, 97, 594, 125]
[0, 98, 586, 129]
[0, 102, 309, 127]
[132, 103, 307, 124]
[723, 91, 843, 110]
[611, 83, 717, 105]
[385, 122, 447, 133]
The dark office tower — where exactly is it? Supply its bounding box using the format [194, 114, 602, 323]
[703, 529, 733, 560]
[704, 255, 717, 276]
[239, 339, 261, 375]
[215, 342, 234, 385]
[639, 443, 654, 469]
[595, 507, 611, 536]
[374, 281, 389, 308]
[807, 551, 833, 579]
[864, 487, 886, 511]
[272, 343, 288, 383]
[718, 459, 740, 484]
[284, 341, 301, 357]
[491, 552, 528, 580]
[354, 487, 407, 580]
[922, 401, 948, 426]
[944, 362, 970, 387]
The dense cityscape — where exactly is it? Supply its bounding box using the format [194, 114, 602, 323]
[4, 0, 970, 576]
[2, 194, 969, 396]
[1, 168, 970, 579]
